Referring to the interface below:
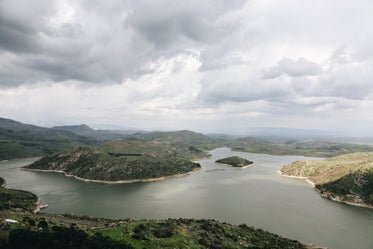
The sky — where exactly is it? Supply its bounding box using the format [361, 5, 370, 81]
[1, 0, 373, 135]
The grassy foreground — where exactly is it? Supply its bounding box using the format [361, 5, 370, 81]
[0, 211, 324, 249]
[280, 152, 373, 206]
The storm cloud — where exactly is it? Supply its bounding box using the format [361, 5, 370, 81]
[1, 0, 373, 134]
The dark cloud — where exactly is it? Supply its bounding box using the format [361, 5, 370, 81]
[0, 0, 248, 87]
[126, 0, 242, 47]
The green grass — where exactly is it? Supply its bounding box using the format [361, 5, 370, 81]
[0, 213, 310, 249]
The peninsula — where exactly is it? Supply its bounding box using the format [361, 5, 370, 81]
[280, 152, 373, 208]
[0, 177, 43, 213]
[215, 156, 254, 169]
[23, 139, 202, 183]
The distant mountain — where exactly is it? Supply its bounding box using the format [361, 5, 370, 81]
[53, 124, 94, 133]
[142, 130, 217, 145]
[52, 124, 143, 141]
[0, 117, 94, 160]
[206, 133, 242, 141]
[239, 127, 339, 137]
[0, 117, 79, 138]
[226, 136, 373, 157]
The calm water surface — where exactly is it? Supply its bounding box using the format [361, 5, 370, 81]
[1, 148, 372, 249]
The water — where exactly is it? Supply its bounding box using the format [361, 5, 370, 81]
[1, 148, 372, 249]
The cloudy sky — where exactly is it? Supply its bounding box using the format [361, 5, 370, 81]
[1, 0, 373, 135]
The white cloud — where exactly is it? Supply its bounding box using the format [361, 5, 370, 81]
[264, 57, 322, 78]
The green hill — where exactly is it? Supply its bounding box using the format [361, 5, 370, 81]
[227, 137, 373, 157]
[0, 212, 318, 249]
[215, 156, 253, 168]
[0, 118, 95, 160]
[52, 124, 136, 141]
[141, 130, 218, 152]
[280, 152, 373, 207]
[23, 139, 202, 182]
[0, 177, 38, 212]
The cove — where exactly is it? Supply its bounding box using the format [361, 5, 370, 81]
[1, 148, 372, 249]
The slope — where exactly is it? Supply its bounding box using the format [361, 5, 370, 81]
[280, 152, 373, 207]
[23, 139, 202, 182]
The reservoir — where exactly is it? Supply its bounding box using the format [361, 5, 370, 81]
[1, 147, 372, 249]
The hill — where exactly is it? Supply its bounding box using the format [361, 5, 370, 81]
[140, 130, 218, 151]
[215, 156, 254, 168]
[53, 124, 137, 141]
[0, 177, 38, 212]
[0, 118, 95, 160]
[0, 118, 79, 138]
[0, 212, 321, 249]
[23, 139, 203, 182]
[280, 152, 373, 208]
[226, 137, 373, 157]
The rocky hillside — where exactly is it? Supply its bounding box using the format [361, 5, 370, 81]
[24, 139, 202, 182]
[280, 152, 373, 207]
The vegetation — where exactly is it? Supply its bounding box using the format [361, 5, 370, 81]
[3, 117, 373, 162]
[0, 118, 95, 160]
[280, 152, 373, 206]
[138, 130, 219, 157]
[0, 177, 38, 212]
[0, 212, 313, 249]
[215, 156, 253, 168]
[53, 124, 133, 141]
[223, 137, 373, 157]
[3, 225, 133, 249]
[24, 139, 202, 182]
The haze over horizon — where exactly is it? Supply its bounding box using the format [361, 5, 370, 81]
[1, 0, 373, 135]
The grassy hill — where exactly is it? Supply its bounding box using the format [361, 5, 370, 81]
[140, 130, 218, 152]
[0, 118, 80, 138]
[53, 124, 137, 141]
[215, 156, 253, 168]
[280, 152, 373, 206]
[0, 118, 95, 160]
[226, 137, 373, 157]
[0, 212, 320, 249]
[24, 139, 203, 182]
[0, 127, 94, 160]
[0, 177, 38, 212]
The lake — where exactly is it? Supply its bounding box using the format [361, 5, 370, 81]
[1, 147, 372, 249]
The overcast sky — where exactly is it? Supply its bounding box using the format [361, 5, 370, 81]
[1, 0, 373, 135]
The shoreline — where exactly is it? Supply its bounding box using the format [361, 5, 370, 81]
[33, 197, 48, 214]
[215, 162, 254, 169]
[278, 171, 316, 188]
[0, 178, 6, 188]
[22, 167, 202, 184]
[278, 170, 373, 209]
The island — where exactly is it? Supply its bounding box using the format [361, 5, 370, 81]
[215, 156, 254, 169]
[280, 152, 373, 209]
[23, 139, 202, 183]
